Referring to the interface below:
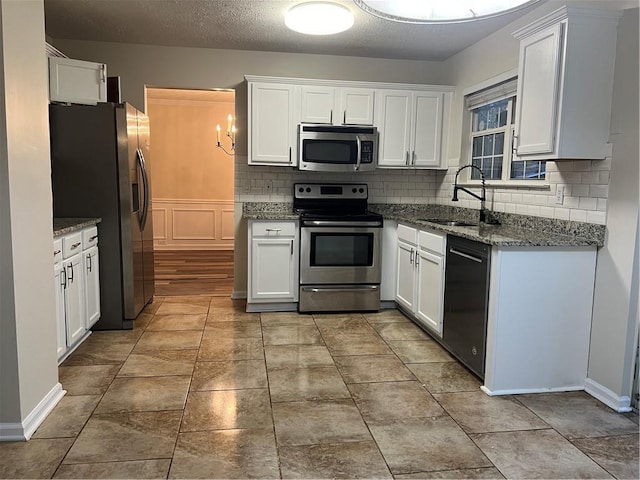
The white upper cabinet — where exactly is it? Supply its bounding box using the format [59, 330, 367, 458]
[248, 82, 296, 166]
[513, 6, 621, 161]
[377, 89, 450, 168]
[300, 86, 374, 125]
[49, 57, 107, 105]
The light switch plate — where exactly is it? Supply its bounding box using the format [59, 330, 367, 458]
[555, 185, 565, 205]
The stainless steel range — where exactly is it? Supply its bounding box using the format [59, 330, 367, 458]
[294, 183, 383, 312]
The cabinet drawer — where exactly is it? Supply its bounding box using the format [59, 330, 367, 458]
[82, 226, 99, 248]
[397, 224, 417, 245]
[53, 239, 63, 264]
[251, 221, 297, 237]
[419, 230, 445, 255]
[62, 232, 83, 259]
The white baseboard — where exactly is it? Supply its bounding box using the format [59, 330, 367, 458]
[0, 383, 66, 441]
[584, 378, 632, 412]
[231, 290, 247, 300]
[481, 385, 585, 396]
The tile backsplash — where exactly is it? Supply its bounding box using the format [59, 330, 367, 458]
[235, 156, 610, 225]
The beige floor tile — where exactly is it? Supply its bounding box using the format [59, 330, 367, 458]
[408, 362, 481, 393]
[269, 366, 350, 402]
[260, 311, 315, 326]
[0, 438, 74, 479]
[572, 434, 639, 480]
[163, 295, 212, 305]
[197, 337, 264, 361]
[517, 391, 639, 439]
[372, 322, 431, 341]
[368, 416, 492, 475]
[63, 411, 181, 464]
[32, 395, 101, 439]
[624, 411, 639, 425]
[203, 320, 262, 338]
[118, 350, 198, 377]
[156, 300, 209, 316]
[95, 376, 191, 414]
[207, 310, 261, 322]
[53, 459, 171, 479]
[363, 309, 412, 324]
[334, 354, 415, 383]
[89, 329, 144, 344]
[133, 311, 154, 331]
[394, 467, 505, 479]
[433, 391, 549, 433]
[262, 324, 324, 346]
[280, 441, 393, 479]
[61, 340, 134, 366]
[181, 389, 272, 432]
[272, 399, 371, 446]
[313, 314, 375, 335]
[190, 360, 268, 391]
[58, 364, 121, 395]
[388, 340, 454, 363]
[169, 429, 279, 479]
[142, 298, 164, 314]
[133, 330, 203, 352]
[471, 429, 612, 479]
[348, 381, 444, 422]
[323, 333, 394, 356]
[209, 297, 245, 308]
[265, 345, 335, 370]
[146, 313, 207, 331]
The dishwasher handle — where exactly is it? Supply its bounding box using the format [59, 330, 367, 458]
[449, 248, 484, 263]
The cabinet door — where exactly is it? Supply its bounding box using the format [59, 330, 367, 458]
[514, 23, 563, 156]
[54, 262, 67, 360]
[300, 85, 335, 124]
[249, 83, 295, 165]
[412, 92, 444, 168]
[377, 90, 412, 167]
[49, 57, 107, 105]
[64, 255, 86, 346]
[415, 250, 445, 335]
[395, 241, 416, 310]
[84, 246, 101, 329]
[341, 88, 375, 125]
[250, 237, 298, 301]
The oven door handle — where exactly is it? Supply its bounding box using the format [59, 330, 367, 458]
[302, 220, 382, 227]
[301, 286, 380, 293]
[355, 136, 362, 171]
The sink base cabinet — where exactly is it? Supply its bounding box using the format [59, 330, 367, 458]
[483, 246, 597, 395]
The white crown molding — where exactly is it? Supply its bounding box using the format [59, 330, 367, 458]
[513, 6, 622, 40]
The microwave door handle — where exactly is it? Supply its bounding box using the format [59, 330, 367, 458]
[355, 136, 361, 171]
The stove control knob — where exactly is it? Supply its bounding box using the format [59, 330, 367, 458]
[298, 187, 304, 193]
[352, 188, 357, 193]
[359, 188, 364, 193]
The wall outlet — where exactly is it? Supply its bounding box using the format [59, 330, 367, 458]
[555, 185, 565, 205]
[265, 179, 273, 193]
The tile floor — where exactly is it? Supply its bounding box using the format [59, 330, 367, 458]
[1, 295, 638, 479]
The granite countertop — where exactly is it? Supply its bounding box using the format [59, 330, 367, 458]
[53, 218, 102, 237]
[242, 202, 605, 247]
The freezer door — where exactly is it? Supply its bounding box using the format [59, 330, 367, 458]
[137, 110, 155, 305]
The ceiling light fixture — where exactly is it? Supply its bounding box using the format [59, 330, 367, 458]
[354, 0, 541, 24]
[285, 2, 355, 35]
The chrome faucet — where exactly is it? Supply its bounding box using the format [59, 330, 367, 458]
[452, 164, 487, 223]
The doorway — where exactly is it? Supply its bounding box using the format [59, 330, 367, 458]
[145, 87, 235, 296]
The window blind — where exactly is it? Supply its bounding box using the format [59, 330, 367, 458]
[465, 78, 518, 110]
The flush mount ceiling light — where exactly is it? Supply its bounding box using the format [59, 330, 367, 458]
[354, 0, 541, 24]
[285, 2, 355, 35]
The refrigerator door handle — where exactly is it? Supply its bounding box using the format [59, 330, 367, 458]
[136, 148, 150, 229]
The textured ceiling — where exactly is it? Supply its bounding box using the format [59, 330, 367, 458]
[44, 0, 547, 61]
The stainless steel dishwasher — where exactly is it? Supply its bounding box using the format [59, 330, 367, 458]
[442, 236, 491, 379]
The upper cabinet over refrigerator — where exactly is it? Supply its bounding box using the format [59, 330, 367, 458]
[49, 56, 107, 105]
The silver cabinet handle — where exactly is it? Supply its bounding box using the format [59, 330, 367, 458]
[290, 239, 293, 255]
[86, 254, 92, 273]
[343, 111, 346, 124]
[330, 109, 333, 124]
[89, 235, 98, 241]
[412, 151, 416, 165]
[67, 264, 74, 283]
[265, 228, 281, 232]
[405, 151, 410, 166]
[415, 252, 420, 267]
[302, 286, 379, 293]
[450, 248, 483, 263]
[289, 146, 292, 164]
[60, 268, 67, 288]
[71, 242, 81, 250]
[355, 136, 362, 171]
[409, 248, 414, 264]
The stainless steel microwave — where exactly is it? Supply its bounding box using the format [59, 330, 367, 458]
[298, 124, 378, 172]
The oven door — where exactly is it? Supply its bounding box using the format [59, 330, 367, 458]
[300, 225, 381, 285]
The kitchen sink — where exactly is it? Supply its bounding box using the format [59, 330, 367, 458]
[419, 219, 479, 227]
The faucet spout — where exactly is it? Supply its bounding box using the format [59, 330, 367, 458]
[452, 164, 487, 222]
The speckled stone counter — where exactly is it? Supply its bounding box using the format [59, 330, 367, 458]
[370, 204, 605, 247]
[242, 202, 605, 247]
[53, 218, 101, 237]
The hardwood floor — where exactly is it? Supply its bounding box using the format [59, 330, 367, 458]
[153, 250, 234, 297]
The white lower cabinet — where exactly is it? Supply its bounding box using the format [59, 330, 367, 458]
[395, 224, 446, 336]
[247, 220, 299, 309]
[53, 225, 101, 363]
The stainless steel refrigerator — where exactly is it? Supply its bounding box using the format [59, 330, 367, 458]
[50, 102, 155, 330]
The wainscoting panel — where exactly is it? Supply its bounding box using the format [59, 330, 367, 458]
[153, 199, 234, 250]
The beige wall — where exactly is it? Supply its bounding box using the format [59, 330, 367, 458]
[146, 90, 235, 200]
[0, 0, 60, 437]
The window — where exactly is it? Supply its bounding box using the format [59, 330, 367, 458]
[466, 79, 545, 182]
